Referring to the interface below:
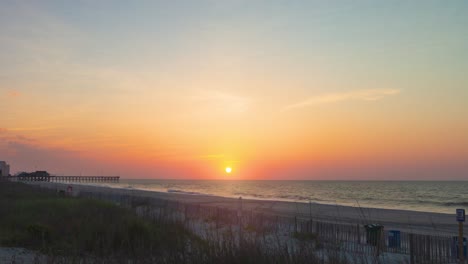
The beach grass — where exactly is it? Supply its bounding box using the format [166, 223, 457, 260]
[0, 182, 402, 263]
[0, 182, 193, 260]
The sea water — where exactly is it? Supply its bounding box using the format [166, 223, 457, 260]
[94, 180, 467, 214]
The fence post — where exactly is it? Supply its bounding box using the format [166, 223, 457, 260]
[216, 207, 219, 229]
[409, 233, 415, 264]
[276, 216, 279, 232]
[238, 197, 243, 245]
[164, 200, 169, 222]
[357, 224, 361, 244]
[294, 216, 298, 234]
[376, 227, 383, 257]
[309, 200, 313, 222]
[259, 213, 263, 233]
[459, 219, 464, 264]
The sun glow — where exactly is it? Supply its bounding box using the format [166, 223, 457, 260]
[225, 167, 232, 174]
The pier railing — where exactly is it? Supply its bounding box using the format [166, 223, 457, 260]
[13, 175, 119, 183]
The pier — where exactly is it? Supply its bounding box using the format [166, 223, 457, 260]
[15, 175, 119, 183]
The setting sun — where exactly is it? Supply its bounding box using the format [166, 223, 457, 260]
[1, 1, 467, 262]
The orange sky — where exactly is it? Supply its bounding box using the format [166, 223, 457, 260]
[1, 1, 468, 180]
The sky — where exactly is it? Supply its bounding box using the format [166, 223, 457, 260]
[1, 0, 467, 180]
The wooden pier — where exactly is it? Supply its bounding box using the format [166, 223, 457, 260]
[15, 175, 119, 183]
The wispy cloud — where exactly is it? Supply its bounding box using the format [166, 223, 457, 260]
[6, 90, 22, 98]
[8, 126, 57, 132]
[191, 90, 250, 115]
[0, 128, 37, 143]
[282, 89, 400, 111]
[196, 154, 225, 160]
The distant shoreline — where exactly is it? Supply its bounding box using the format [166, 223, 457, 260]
[78, 179, 465, 215]
[30, 181, 459, 236]
[120, 178, 468, 182]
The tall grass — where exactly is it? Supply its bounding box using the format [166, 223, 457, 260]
[0, 182, 397, 263]
[0, 182, 192, 262]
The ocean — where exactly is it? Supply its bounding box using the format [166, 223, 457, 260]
[93, 180, 467, 214]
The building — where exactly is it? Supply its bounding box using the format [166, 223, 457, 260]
[0, 161, 10, 177]
[16, 171, 51, 182]
[17, 171, 50, 179]
[32, 171, 50, 177]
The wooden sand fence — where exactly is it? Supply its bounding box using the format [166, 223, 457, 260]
[37, 183, 461, 264]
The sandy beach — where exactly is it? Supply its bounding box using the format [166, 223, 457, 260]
[33, 182, 459, 236]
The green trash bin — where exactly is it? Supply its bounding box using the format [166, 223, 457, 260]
[364, 224, 384, 246]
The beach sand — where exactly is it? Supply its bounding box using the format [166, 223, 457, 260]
[0, 247, 46, 263]
[34, 182, 458, 236]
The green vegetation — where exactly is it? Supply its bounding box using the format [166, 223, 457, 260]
[0, 182, 369, 263]
[0, 182, 191, 261]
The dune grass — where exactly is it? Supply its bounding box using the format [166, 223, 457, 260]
[0, 182, 374, 263]
[0, 182, 193, 261]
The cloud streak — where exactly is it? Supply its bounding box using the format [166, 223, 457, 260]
[6, 90, 21, 98]
[282, 89, 400, 111]
[191, 90, 250, 115]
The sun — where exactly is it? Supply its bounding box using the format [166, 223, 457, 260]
[225, 167, 232, 174]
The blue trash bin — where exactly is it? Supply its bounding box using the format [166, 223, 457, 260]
[452, 237, 467, 259]
[388, 230, 401, 248]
